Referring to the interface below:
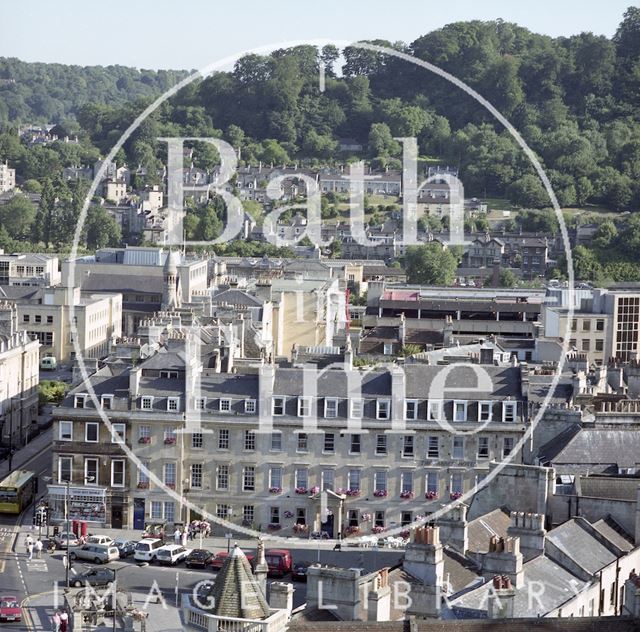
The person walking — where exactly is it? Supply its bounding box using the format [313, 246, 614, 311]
[52, 610, 61, 632]
[35, 539, 43, 559]
[59, 610, 68, 632]
[27, 542, 34, 560]
[25, 534, 33, 555]
[173, 527, 181, 544]
[181, 529, 188, 548]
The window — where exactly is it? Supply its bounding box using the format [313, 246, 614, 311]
[270, 432, 282, 451]
[58, 456, 72, 483]
[84, 458, 98, 485]
[218, 429, 229, 449]
[189, 463, 203, 489]
[405, 400, 418, 420]
[595, 339, 604, 352]
[324, 398, 338, 418]
[164, 463, 176, 486]
[167, 397, 180, 412]
[74, 394, 87, 409]
[151, 501, 162, 520]
[377, 399, 390, 420]
[350, 434, 361, 454]
[374, 471, 387, 492]
[217, 465, 229, 490]
[582, 319, 591, 332]
[245, 399, 256, 414]
[216, 504, 229, 519]
[243, 505, 254, 524]
[350, 399, 363, 419]
[295, 468, 308, 490]
[321, 469, 334, 491]
[502, 402, 517, 422]
[111, 460, 125, 487]
[427, 436, 439, 458]
[138, 461, 150, 485]
[298, 397, 312, 417]
[138, 425, 150, 442]
[323, 433, 335, 453]
[269, 467, 282, 489]
[23, 314, 29, 323]
[479, 402, 492, 422]
[374, 510, 385, 527]
[270, 507, 280, 525]
[596, 319, 605, 332]
[478, 436, 490, 458]
[243, 466, 255, 491]
[454, 401, 468, 422]
[347, 509, 359, 527]
[219, 398, 231, 412]
[297, 433, 308, 452]
[348, 469, 360, 492]
[426, 471, 438, 495]
[244, 430, 256, 451]
[85, 422, 98, 443]
[34, 315, 41, 324]
[47, 315, 53, 324]
[195, 397, 206, 411]
[141, 396, 153, 410]
[296, 508, 306, 525]
[401, 471, 413, 493]
[376, 434, 388, 455]
[272, 397, 285, 416]
[164, 427, 176, 443]
[452, 436, 464, 459]
[192, 433, 203, 449]
[401, 511, 413, 527]
[164, 502, 175, 523]
[111, 423, 125, 443]
[160, 370, 179, 379]
[402, 435, 415, 457]
[383, 343, 393, 355]
[428, 400, 442, 422]
[503, 437, 514, 457]
[582, 339, 590, 351]
[451, 473, 464, 494]
[59, 421, 73, 441]
[101, 395, 113, 410]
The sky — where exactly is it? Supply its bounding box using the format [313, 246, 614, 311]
[0, 0, 632, 69]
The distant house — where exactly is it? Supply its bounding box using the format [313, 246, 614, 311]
[338, 138, 363, 152]
[0, 163, 16, 193]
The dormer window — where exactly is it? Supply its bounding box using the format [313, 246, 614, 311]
[479, 402, 492, 422]
[219, 398, 231, 412]
[350, 399, 363, 419]
[167, 397, 180, 412]
[405, 400, 418, 420]
[74, 394, 87, 409]
[324, 398, 338, 419]
[298, 397, 312, 417]
[427, 400, 442, 422]
[195, 397, 206, 411]
[377, 399, 390, 420]
[503, 401, 517, 423]
[454, 401, 468, 422]
[272, 397, 285, 416]
[245, 399, 256, 414]
[101, 395, 114, 410]
[160, 370, 179, 379]
[141, 396, 153, 410]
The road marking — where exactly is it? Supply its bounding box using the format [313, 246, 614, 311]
[25, 558, 48, 572]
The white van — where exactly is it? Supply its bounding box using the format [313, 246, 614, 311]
[40, 356, 57, 370]
[86, 535, 114, 546]
[134, 538, 164, 562]
[155, 544, 192, 566]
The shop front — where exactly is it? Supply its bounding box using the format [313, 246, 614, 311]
[47, 484, 107, 526]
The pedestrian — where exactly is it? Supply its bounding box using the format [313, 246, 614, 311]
[181, 529, 188, 548]
[35, 539, 43, 558]
[173, 527, 181, 544]
[25, 534, 33, 555]
[27, 542, 34, 560]
[52, 610, 61, 632]
[59, 610, 68, 632]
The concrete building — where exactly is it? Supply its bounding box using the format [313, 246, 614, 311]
[0, 253, 61, 287]
[0, 163, 16, 193]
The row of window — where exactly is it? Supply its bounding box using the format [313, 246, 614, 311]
[58, 421, 124, 443]
[57, 456, 125, 487]
[23, 314, 53, 324]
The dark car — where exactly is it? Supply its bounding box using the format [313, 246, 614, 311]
[69, 568, 115, 588]
[113, 538, 136, 558]
[292, 560, 312, 581]
[185, 549, 213, 569]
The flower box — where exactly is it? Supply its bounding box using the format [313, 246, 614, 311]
[450, 491, 463, 500]
[138, 437, 151, 444]
[425, 491, 439, 500]
[137, 482, 149, 489]
[400, 491, 415, 499]
[346, 526, 361, 535]
[346, 489, 360, 497]
[373, 490, 388, 497]
[400, 529, 410, 538]
[267, 523, 282, 530]
[165, 482, 175, 489]
[309, 486, 319, 494]
[295, 487, 308, 495]
[371, 526, 385, 534]
[164, 437, 176, 445]
[269, 487, 282, 494]
[293, 523, 309, 533]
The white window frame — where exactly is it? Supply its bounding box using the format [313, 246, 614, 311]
[350, 433, 361, 454]
[296, 432, 308, 452]
[348, 469, 361, 491]
[405, 400, 418, 420]
[74, 394, 87, 409]
[427, 435, 439, 458]
[59, 421, 73, 441]
[350, 398, 363, 419]
[244, 399, 256, 414]
[101, 395, 114, 410]
[427, 400, 442, 422]
[295, 468, 308, 489]
[243, 466, 255, 491]
[270, 432, 282, 451]
[167, 397, 180, 412]
[151, 501, 162, 520]
[219, 398, 231, 412]
[84, 458, 98, 485]
[478, 436, 490, 458]
[452, 436, 464, 459]
[377, 399, 391, 420]
[85, 422, 99, 443]
[269, 466, 282, 489]
[191, 463, 203, 489]
[454, 400, 468, 422]
[58, 456, 72, 483]
[141, 396, 153, 410]
[298, 397, 312, 417]
[216, 464, 229, 490]
[195, 397, 206, 411]
[111, 423, 125, 443]
[163, 462, 176, 485]
[324, 398, 338, 419]
[272, 396, 285, 416]
[426, 471, 438, 494]
[479, 401, 493, 422]
[451, 472, 464, 494]
[402, 435, 415, 457]
[502, 401, 517, 423]
[111, 459, 125, 487]
[503, 437, 515, 457]
[374, 470, 387, 492]
[376, 433, 387, 455]
[401, 471, 413, 493]
[191, 433, 203, 449]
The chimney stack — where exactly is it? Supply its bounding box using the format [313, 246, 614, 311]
[507, 512, 546, 561]
[482, 536, 524, 588]
[437, 503, 468, 554]
[487, 575, 516, 619]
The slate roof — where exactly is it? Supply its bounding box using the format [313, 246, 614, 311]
[578, 476, 640, 502]
[80, 274, 164, 295]
[592, 517, 635, 552]
[212, 289, 264, 307]
[466, 508, 511, 553]
[0, 285, 41, 300]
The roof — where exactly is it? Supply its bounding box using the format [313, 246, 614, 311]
[206, 545, 270, 619]
[578, 476, 640, 502]
[80, 274, 164, 295]
[592, 517, 635, 552]
[466, 508, 511, 553]
[212, 289, 264, 308]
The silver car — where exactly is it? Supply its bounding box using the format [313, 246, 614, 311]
[54, 532, 80, 549]
[69, 544, 119, 564]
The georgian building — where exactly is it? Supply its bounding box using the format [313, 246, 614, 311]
[51, 339, 528, 533]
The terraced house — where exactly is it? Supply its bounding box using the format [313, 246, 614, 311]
[51, 338, 528, 533]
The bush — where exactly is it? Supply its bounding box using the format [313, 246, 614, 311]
[39, 380, 68, 406]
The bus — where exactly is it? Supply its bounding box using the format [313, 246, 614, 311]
[0, 470, 37, 514]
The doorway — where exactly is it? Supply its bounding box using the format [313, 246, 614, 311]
[111, 505, 123, 529]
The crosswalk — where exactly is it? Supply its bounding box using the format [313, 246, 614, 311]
[24, 558, 48, 572]
[0, 527, 14, 542]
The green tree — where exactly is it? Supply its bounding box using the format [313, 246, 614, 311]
[0, 194, 36, 239]
[592, 221, 618, 249]
[85, 206, 122, 249]
[405, 243, 458, 285]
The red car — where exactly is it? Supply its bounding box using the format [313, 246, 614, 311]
[210, 551, 255, 570]
[0, 595, 21, 623]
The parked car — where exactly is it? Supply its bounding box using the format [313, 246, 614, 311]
[54, 532, 79, 549]
[85, 535, 114, 546]
[134, 538, 164, 563]
[113, 538, 136, 558]
[292, 560, 312, 581]
[0, 596, 21, 623]
[185, 549, 213, 569]
[69, 568, 115, 588]
[155, 545, 191, 566]
[210, 551, 255, 570]
[265, 549, 293, 577]
[69, 544, 119, 564]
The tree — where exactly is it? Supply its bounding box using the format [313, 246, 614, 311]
[506, 175, 549, 208]
[0, 194, 36, 238]
[368, 123, 400, 158]
[592, 221, 618, 249]
[499, 269, 519, 287]
[258, 139, 290, 165]
[85, 206, 121, 249]
[404, 243, 458, 285]
[573, 245, 603, 282]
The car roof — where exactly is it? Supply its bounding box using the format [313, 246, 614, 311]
[266, 549, 291, 554]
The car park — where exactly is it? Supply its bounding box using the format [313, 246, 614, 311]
[113, 538, 136, 558]
[292, 560, 312, 581]
[69, 544, 119, 564]
[134, 538, 164, 563]
[0, 596, 21, 623]
[185, 549, 213, 569]
[155, 544, 191, 566]
[69, 568, 115, 588]
[54, 532, 79, 548]
[265, 549, 293, 577]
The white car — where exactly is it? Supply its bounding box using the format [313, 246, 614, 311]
[134, 538, 164, 562]
[155, 544, 192, 566]
[85, 535, 114, 546]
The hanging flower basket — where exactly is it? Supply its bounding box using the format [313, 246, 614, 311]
[293, 523, 308, 533]
[164, 437, 176, 445]
[269, 487, 282, 494]
[137, 482, 149, 489]
[138, 437, 151, 444]
[400, 491, 415, 499]
[309, 486, 320, 494]
[450, 491, 463, 500]
[425, 491, 439, 500]
[295, 487, 308, 494]
[283, 510, 295, 519]
[346, 526, 361, 535]
[360, 512, 372, 522]
[346, 489, 360, 497]
[373, 490, 388, 497]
